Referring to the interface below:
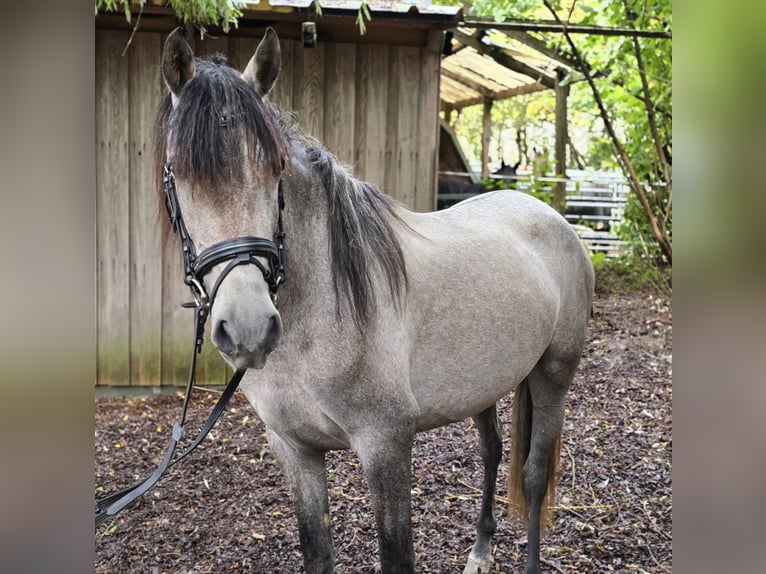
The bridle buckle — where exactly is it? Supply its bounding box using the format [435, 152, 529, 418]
[186, 276, 210, 309]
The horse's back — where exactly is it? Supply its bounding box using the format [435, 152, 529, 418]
[399, 190, 593, 429]
[409, 190, 591, 293]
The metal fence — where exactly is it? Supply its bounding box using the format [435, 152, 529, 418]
[437, 170, 630, 256]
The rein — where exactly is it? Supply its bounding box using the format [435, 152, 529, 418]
[95, 164, 287, 529]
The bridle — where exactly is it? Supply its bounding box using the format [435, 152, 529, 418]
[162, 162, 287, 352]
[95, 162, 287, 529]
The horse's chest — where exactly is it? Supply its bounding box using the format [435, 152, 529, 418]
[241, 374, 351, 451]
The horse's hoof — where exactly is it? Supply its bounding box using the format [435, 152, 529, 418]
[463, 552, 494, 574]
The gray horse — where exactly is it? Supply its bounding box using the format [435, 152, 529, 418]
[156, 27, 594, 574]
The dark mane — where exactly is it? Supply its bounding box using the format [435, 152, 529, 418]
[154, 55, 285, 197]
[305, 144, 408, 327]
[154, 55, 406, 327]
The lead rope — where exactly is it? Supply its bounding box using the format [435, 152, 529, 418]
[95, 302, 245, 529]
[95, 254, 255, 528]
[96, 166, 287, 530]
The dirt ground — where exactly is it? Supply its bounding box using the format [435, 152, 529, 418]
[95, 290, 672, 573]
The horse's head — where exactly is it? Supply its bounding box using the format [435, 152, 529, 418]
[494, 159, 521, 176]
[158, 27, 287, 370]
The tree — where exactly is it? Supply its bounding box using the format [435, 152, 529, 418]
[471, 0, 672, 264]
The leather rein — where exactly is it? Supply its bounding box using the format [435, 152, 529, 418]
[95, 163, 286, 529]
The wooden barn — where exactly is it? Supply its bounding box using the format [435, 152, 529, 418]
[95, 1, 460, 388]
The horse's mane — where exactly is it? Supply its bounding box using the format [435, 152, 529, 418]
[303, 142, 408, 327]
[154, 54, 407, 328]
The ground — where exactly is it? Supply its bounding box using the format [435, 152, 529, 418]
[95, 290, 672, 573]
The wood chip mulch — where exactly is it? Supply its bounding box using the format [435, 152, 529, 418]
[96, 290, 672, 573]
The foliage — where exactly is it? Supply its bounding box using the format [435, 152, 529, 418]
[611, 189, 672, 292]
[459, 0, 672, 269]
[96, 0, 244, 35]
[590, 249, 670, 296]
[95, 0, 376, 36]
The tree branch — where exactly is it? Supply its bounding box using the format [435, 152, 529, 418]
[541, 0, 672, 263]
[623, 0, 672, 228]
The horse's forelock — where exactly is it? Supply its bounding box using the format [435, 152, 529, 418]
[155, 58, 286, 202]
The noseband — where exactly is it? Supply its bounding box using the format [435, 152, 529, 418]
[95, 164, 287, 529]
[162, 162, 287, 351]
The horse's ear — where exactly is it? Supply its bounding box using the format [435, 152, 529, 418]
[513, 159, 521, 170]
[501, 159, 507, 168]
[243, 27, 281, 97]
[162, 27, 196, 103]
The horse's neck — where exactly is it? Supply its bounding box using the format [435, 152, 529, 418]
[275, 160, 337, 326]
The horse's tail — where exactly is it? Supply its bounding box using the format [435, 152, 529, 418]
[507, 377, 561, 529]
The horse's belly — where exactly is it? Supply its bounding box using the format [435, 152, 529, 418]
[411, 349, 543, 431]
[409, 293, 557, 431]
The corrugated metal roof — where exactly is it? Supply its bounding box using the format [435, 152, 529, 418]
[244, 0, 462, 17]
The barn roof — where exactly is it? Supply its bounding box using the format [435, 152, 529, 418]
[97, 1, 463, 45]
[440, 27, 572, 110]
[260, 0, 462, 18]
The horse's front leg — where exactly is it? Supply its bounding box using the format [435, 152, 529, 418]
[267, 429, 334, 574]
[354, 430, 415, 574]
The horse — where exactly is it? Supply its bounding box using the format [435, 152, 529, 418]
[437, 159, 521, 210]
[155, 27, 594, 574]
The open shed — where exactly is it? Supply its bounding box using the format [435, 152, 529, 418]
[95, 1, 460, 387]
[438, 28, 571, 190]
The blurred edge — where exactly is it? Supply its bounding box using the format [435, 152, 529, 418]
[675, 2, 766, 574]
[0, 0, 765, 573]
[0, 1, 95, 573]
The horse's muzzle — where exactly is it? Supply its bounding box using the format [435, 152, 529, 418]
[212, 311, 282, 370]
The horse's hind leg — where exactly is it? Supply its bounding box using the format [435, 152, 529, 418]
[510, 353, 579, 574]
[463, 404, 503, 574]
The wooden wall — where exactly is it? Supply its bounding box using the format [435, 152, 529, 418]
[96, 29, 441, 386]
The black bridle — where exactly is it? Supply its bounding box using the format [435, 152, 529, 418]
[162, 163, 287, 352]
[95, 163, 287, 529]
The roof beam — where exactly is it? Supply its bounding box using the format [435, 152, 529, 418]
[502, 30, 580, 71]
[452, 30, 556, 89]
[441, 81, 549, 110]
[460, 18, 671, 39]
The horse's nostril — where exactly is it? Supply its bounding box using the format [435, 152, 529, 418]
[213, 320, 236, 355]
[264, 314, 282, 353]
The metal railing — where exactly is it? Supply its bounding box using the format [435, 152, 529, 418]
[437, 170, 631, 256]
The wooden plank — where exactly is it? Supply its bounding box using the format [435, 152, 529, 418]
[355, 44, 390, 189]
[481, 99, 492, 179]
[383, 47, 401, 201]
[554, 71, 569, 214]
[452, 30, 556, 89]
[388, 46, 420, 209]
[227, 35, 256, 71]
[323, 43, 356, 166]
[414, 48, 440, 212]
[293, 43, 325, 139]
[96, 29, 131, 386]
[195, 33, 229, 60]
[128, 32, 163, 386]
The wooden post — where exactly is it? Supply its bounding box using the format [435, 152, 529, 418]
[554, 68, 569, 214]
[481, 98, 492, 178]
[444, 105, 454, 126]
